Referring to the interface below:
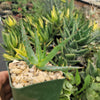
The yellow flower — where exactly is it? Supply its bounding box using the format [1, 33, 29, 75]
[39, 17, 43, 28]
[75, 14, 78, 19]
[89, 21, 99, 31]
[93, 22, 98, 31]
[6, 16, 16, 27]
[66, 9, 69, 18]
[28, 16, 34, 24]
[60, 11, 64, 20]
[14, 43, 27, 58]
[51, 6, 58, 22]
[61, 0, 66, 3]
[37, 31, 43, 42]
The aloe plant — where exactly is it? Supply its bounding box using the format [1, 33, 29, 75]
[19, 21, 82, 71]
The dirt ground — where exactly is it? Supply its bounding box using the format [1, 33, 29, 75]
[75, 0, 100, 26]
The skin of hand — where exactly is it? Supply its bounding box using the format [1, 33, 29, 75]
[0, 71, 12, 100]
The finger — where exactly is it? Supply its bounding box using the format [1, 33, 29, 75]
[0, 89, 5, 100]
[3, 83, 11, 94]
[0, 71, 9, 85]
[5, 93, 12, 100]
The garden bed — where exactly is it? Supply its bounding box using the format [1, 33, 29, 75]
[81, 0, 100, 7]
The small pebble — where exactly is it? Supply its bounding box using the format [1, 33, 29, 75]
[9, 61, 64, 88]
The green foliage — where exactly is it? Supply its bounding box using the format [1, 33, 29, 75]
[75, 75, 91, 95]
[21, 0, 99, 67]
[56, 12, 97, 66]
[21, 22, 38, 65]
[1, 0, 100, 99]
[60, 72, 78, 100]
[21, 21, 81, 71]
[1, 17, 22, 60]
[60, 50, 100, 100]
[75, 69, 81, 86]
[96, 50, 100, 68]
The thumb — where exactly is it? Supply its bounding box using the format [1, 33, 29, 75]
[0, 71, 9, 89]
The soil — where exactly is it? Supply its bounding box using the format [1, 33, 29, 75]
[75, 0, 100, 26]
[9, 60, 64, 88]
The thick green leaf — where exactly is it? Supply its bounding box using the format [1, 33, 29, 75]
[86, 88, 99, 100]
[76, 35, 90, 46]
[91, 83, 100, 92]
[73, 49, 88, 55]
[86, 60, 97, 77]
[75, 75, 90, 95]
[38, 34, 75, 67]
[69, 0, 74, 18]
[70, 40, 78, 49]
[21, 21, 38, 65]
[96, 76, 100, 82]
[75, 69, 81, 86]
[18, 54, 33, 68]
[96, 50, 100, 68]
[38, 66, 82, 71]
[65, 54, 75, 59]
[34, 32, 42, 61]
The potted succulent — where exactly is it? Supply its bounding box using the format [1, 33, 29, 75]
[1, 15, 81, 100]
[1, 0, 100, 100]
[7, 20, 81, 100]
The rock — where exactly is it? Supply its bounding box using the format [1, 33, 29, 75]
[9, 61, 65, 88]
[32, 76, 43, 84]
[12, 82, 17, 87]
[0, 2, 11, 10]
[0, 2, 11, 9]
[0, 8, 4, 15]
[27, 3, 33, 8]
[3, 10, 12, 15]
[9, 63, 17, 69]
[45, 76, 51, 81]
[14, 84, 23, 88]
[13, 60, 20, 63]
[10, 68, 22, 74]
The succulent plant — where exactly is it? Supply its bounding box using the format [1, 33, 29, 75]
[60, 50, 100, 100]
[74, 50, 100, 100]
[20, 21, 81, 71]
[1, 17, 23, 60]
[53, 2, 100, 66]
[22, 0, 75, 50]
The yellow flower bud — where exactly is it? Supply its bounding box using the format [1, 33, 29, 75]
[51, 6, 58, 22]
[93, 22, 98, 31]
[6, 16, 16, 27]
[75, 14, 78, 19]
[66, 9, 69, 18]
[39, 17, 43, 28]
[61, 0, 66, 3]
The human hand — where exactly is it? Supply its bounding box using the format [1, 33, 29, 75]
[0, 71, 12, 100]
